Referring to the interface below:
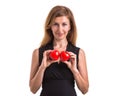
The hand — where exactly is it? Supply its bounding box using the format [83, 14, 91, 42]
[62, 52, 77, 71]
[41, 50, 59, 69]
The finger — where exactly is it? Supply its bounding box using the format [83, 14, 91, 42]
[67, 51, 75, 55]
[44, 50, 53, 58]
[49, 57, 60, 63]
[70, 55, 76, 59]
[46, 50, 52, 54]
[67, 52, 76, 58]
[62, 60, 70, 65]
[53, 58, 60, 63]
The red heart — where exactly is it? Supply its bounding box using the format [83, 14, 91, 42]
[60, 51, 70, 61]
[49, 50, 60, 60]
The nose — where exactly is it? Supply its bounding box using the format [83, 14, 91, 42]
[58, 25, 63, 32]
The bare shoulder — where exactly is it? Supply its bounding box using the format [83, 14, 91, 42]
[78, 48, 87, 66]
[31, 48, 39, 64]
[78, 48, 87, 73]
[30, 48, 39, 80]
[79, 48, 86, 58]
[32, 48, 39, 57]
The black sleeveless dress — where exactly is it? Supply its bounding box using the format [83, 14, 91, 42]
[39, 42, 80, 96]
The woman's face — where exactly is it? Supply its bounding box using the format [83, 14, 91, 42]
[51, 16, 71, 41]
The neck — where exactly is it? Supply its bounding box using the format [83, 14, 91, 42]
[53, 39, 68, 49]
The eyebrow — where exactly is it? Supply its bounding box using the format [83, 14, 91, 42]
[53, 21, 69, 24]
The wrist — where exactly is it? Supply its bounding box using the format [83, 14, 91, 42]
[39, 63, 47, 71]
[71, 68, 79, 75]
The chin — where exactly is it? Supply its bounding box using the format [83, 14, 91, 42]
[57, 37, 65, 41]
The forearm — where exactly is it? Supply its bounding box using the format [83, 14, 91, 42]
[30, 65, 46, 94]
[72, 69, 89, 94]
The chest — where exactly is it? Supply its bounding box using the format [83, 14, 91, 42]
[43, 62, 74, 80]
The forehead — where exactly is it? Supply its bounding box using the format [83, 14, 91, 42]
[54, 16, 70, 23]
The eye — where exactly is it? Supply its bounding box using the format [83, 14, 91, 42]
[62, 23, 67, 26]
[53, 23, 58, 26]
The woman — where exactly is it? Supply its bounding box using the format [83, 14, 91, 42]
[29, 5, 89, 96]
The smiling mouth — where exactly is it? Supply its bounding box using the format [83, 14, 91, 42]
[57, 33, 63, 37]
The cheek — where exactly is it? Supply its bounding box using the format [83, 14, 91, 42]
[66, 25, 71, 31]
[65, 27, 70, 33]
[51, 26, 58, 32]
[51, 27, 56, 35]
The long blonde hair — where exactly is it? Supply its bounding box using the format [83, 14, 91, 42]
[40, 5, 77, 47]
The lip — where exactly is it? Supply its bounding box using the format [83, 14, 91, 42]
[57, 33, 63, 37]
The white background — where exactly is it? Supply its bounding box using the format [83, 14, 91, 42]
[0, 0, 120, 96]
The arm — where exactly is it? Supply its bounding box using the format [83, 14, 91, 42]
[29, 49, 59, 94]
[72, 49, 89, 94]
[29, 49, 46, 94]
[63, 49, 89, 94]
